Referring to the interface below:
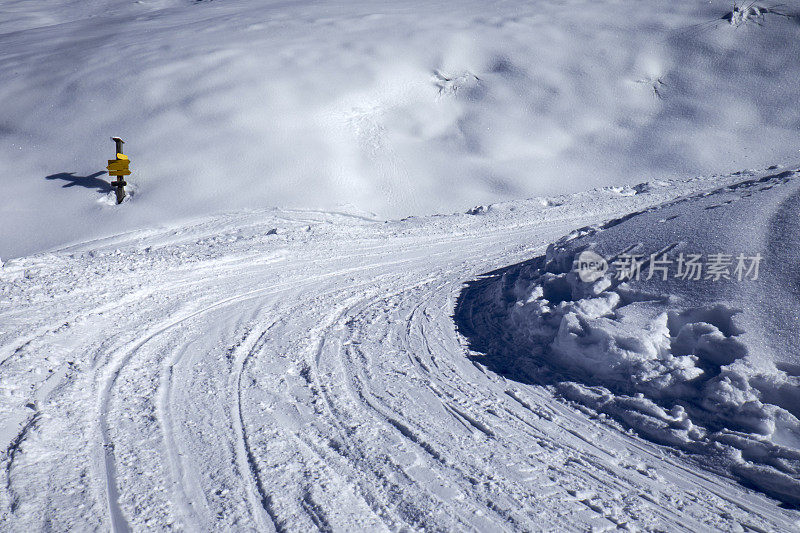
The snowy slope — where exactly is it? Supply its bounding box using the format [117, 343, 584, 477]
[2, 169, 799, 531]
[2, 0, 800, 257]
[2, 0, 800, 530]
[458, 165, 800, 508]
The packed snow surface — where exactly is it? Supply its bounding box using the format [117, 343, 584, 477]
[2, 169, 800, 531]
[2, 0, 800, 530]
[458, 167, 800, 508]
[2, 0, 800, 257]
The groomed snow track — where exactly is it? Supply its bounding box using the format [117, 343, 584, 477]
[1, 173, 799, 531]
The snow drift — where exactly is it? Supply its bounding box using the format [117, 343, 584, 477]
[457, 167, 800, 506]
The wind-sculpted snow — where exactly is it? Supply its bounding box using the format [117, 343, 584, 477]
[3, 0, 800, 257]
[3, 170, 800, 531]
[457, 168, 800, 507]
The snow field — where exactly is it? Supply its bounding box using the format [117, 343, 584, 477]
[459, 167, 800, 507]
[2, 170, 799, 530]
[2, 0, 800, 257]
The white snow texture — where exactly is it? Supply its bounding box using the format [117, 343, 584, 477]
[2, 0, 800, 531]
[461, 169, 800, 507]
[1, 0, 800, 257]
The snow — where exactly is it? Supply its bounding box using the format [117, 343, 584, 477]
[463, 167, 800, 507]
[2, 170, 800, 531]
[2, 0, 800, 257]
[2, 0, 800, 530]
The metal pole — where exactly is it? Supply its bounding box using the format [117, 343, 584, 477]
[111, 137, 127, 204]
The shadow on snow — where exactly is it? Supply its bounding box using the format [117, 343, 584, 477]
[45, 171, 112, 194]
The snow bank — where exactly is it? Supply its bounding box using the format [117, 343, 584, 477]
[468, 167, 800, 506]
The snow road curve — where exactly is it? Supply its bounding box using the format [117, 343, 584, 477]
[1, 172, 799, 531]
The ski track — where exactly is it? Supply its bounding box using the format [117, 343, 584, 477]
[1, 173, 800, 531]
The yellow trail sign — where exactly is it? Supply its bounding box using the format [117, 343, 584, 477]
[110, 137, 128, 205]
[107, 159, 130, 173]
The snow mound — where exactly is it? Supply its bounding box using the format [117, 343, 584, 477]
[457, 167, 800, 506]
[538, 247, 800, 505]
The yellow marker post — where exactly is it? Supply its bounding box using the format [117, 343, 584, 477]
[106, 137, 130, 204]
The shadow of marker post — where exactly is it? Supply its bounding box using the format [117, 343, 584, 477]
[45, 171, 113, 193]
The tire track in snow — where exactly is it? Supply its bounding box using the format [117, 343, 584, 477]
[303, 284, 416, 530]
[157, 300, 283, 531]
[96, 249, 431, 530]
[234, 272, 435, 530]
[5, 170, 799, 531]
[306, 262, 552, 529]
[231, 326, 282, 533]
[95, 259, 407, 530]
[157, 341, 213, 530]
[309, 275, 499, 528]
[96, 283, 296, 531]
